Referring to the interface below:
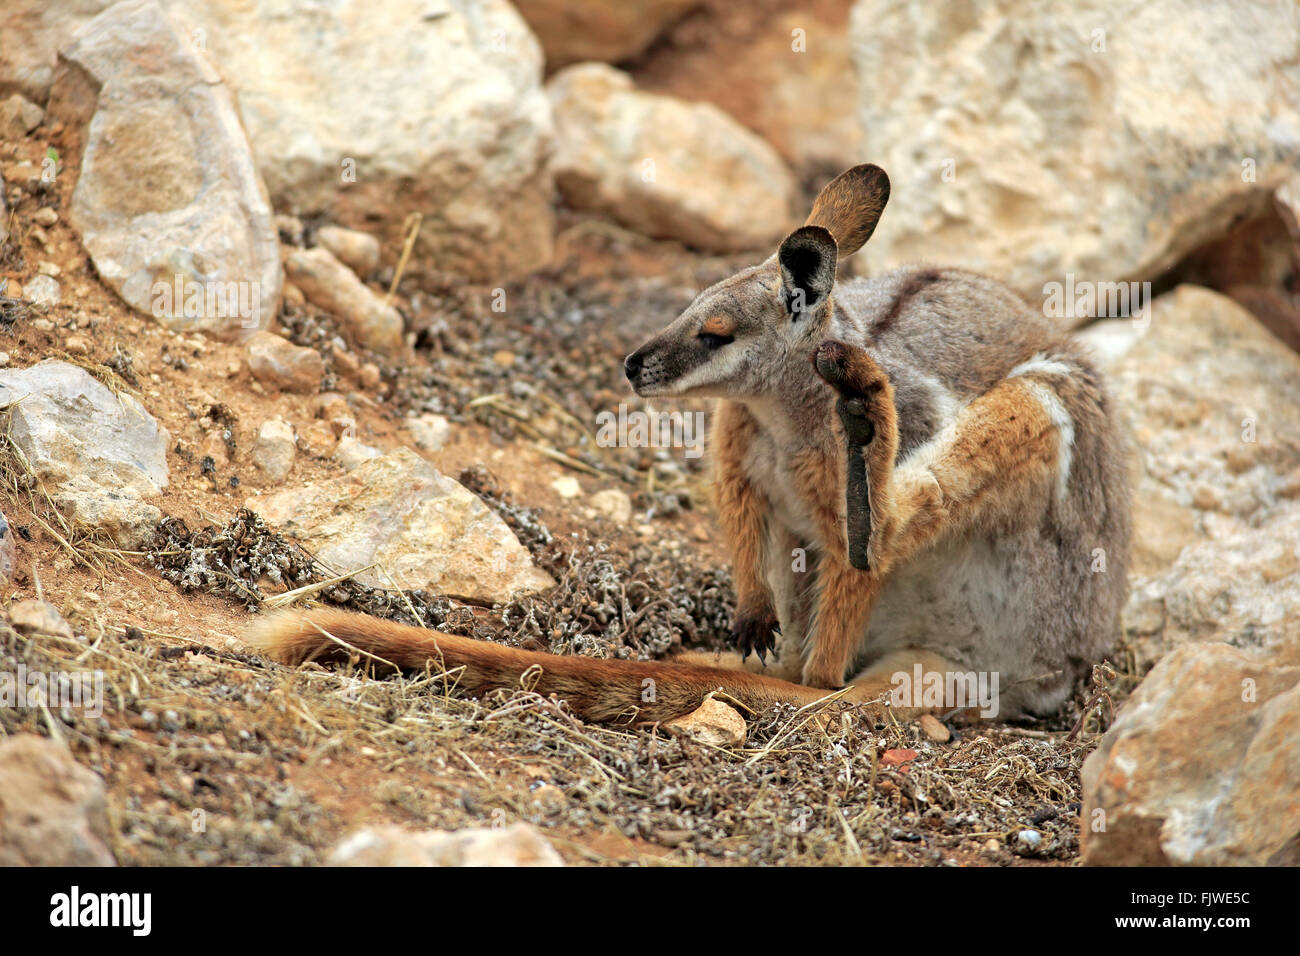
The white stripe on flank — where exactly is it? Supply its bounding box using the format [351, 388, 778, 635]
[1021, 380, 1074, 501]
[1009, 354, 1074, 380]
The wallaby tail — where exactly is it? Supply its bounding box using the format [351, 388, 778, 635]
[245, 608, 834, 723]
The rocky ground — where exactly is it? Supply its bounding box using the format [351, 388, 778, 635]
[0, 0, 1297, 867]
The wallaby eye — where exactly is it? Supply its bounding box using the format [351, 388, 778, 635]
[698, 332, 734, 350]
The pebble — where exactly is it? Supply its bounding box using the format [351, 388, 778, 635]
[25, 276, 61, 308]
[407, 413, 451, 452]
[33, 207, 58, 227]
[550, 476, 582, 499]
[919, 713, 951, 743]
[1017, 829, 1042, 848]
[251, 419, 297, 483]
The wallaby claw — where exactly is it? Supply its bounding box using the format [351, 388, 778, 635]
[731, 608, 780, 664]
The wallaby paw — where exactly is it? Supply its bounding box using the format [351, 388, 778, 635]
[731, 607, 781, 665]
[813, 340, 888, 446]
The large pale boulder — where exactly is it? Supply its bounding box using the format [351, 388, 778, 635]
[0, 734, 115, 867]
[1081, 641, 1300, 866]
[245, 448, 553, 603]
[0, 360, 169, 497]
[0, 361, 170, 548]
[636, 5, 862, 176]
[184, 0, 555, 282]
[514, 0, 698, 69]
[1076, 287, 1300, 666]
[850, 0, 1300, 302]
[548, 63, 798, 251]
[47, 0, 281, 336]
[0, 0, 113, 104]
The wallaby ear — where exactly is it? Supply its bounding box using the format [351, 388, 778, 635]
[778, 225, 837, 319]
[804, 164, 890, 259]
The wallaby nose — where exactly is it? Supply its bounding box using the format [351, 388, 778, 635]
[624, 351, 644, 381]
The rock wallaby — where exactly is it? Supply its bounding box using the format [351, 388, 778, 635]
[248, 164, 1131, 724]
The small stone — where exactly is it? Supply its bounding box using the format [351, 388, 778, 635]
[252, 419, 296, 483]
[0, 352, 12, 368]
[8, 599, 74, 640]
[589, 488, 633, 524]
[663, 695, 747, 748]
[492, 349, 516, 368]
[334, 434, 383, 472]
[0, 93, 44, 140]
[284, 247, 404, 355]
[198, 431, 231, 469]
[407, 414, 451, 452]
[3, 282, 20, 300]
[282, 281, 305, 307]
[36, 261, 59, 277]
[880, 748, 919, 769]
[316, 225, 381, 277]
[359, 362, 382, 390]
[0, 511, 15, 592]
[331, 342, 360, 378]
[1017, 829, 1042, 848]
[919, 714, 950, 743]
[550, 476, 582, 499]
[25, 274, 61, 307]
[33, 207, 58, 227]
[298, 420, 337, 458]
[246, 331, 324, 394]
[32, 317, 54, 332]
[329, 823, 563, 867]
[63, 334, 88, 356]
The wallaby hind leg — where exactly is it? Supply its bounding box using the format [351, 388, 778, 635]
[844, 648, 987, 721]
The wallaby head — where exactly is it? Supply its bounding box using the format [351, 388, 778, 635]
[624, 164, 890, 398]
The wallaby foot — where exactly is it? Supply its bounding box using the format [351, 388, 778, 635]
[813, 339, 898, 571]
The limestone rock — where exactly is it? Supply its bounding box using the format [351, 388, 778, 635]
[636, 5, 862, 176]
[0, 0, 114, 104]
[48, 0, 281, 336]
[251, 418, 296, 484]
[182, 0, 555, 282]
[24, 274, 60, 307]
[0, 360, 170, 498]
[663, 694, 747, 748]
[407, 413, 451, 453]
[315, 226, 380, 279]
[1077, 286, 1300, 667]
[284, 248, 404, 357]
[849, 0, 1300, 303]
[1081, 641, 1300, 866]
[547, 63, 798, 252]
[330, 822, 563, 867]
[589, 488, 632, 524]
[514, 0, 698, 69]
[246, 331, 324, 395]
[0, 92, 44, 139]
[0, 510, 15, 592]
[245, 448, 553, 602]
[0, 735, 114, 866]
[8, 600, 74, 640]
[332, 434, 383, 472]
[51, 476, 162, 549]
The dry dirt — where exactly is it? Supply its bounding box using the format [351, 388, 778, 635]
[0, 115, 1142, 867]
